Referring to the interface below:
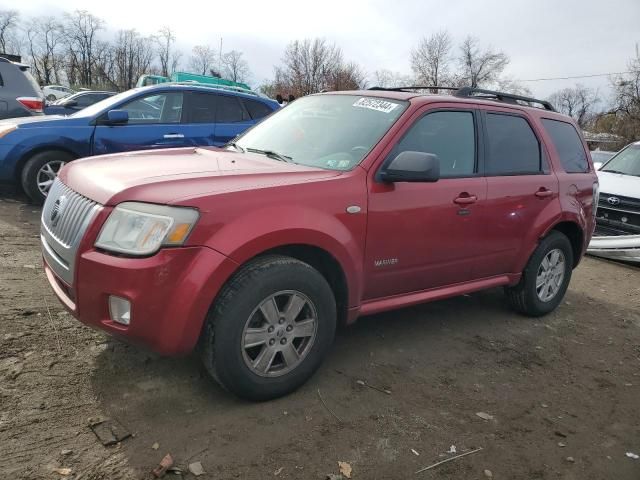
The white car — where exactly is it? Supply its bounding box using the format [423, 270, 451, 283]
[42, 85, 74, 102]
[588, 141, 640, 264]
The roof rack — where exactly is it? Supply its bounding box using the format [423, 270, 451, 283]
[454, 87, 555, 111]
[368, 85, 459, 93]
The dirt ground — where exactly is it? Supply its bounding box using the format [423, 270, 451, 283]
[1, 190, 639, 480]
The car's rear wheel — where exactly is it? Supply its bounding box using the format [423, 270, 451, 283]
[21, 151, 74, 204]
[201, 255, 336, 401]
[505, 231, 573, 317]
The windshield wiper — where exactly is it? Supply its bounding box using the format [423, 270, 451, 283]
[601, 169, 627, 174]
[225, 142, 245, 153]
[246, 147, 294, 163]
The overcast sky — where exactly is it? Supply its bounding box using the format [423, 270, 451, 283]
[16, 0, 640, 101]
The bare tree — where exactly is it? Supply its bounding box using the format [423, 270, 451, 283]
[372, 69, 414, 88]
[108, 29, 154, 90]
[221, 50, 250, 83]
[457, 36, 509, 88]
[411, 30, 452, 87]
[63, 10, 105, 87]
[0, 9, 19, 53]
[155, 26, 180, 77]
[274, 38, 344, 97]
[548, 84, 599, 128]
[600, 45, 640, 142]
[25, 17, 64, 86]
[495, 77, 532, 97]
[188, 45, 216, 75]
[327, 61, 366, 91]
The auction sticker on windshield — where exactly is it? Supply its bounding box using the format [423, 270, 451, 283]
[353, 97, 400, 113]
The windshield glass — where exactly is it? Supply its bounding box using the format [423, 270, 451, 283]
[235, 94, 408, 170]
[601, 144, 640, 176]
[70, 89, 138, 118]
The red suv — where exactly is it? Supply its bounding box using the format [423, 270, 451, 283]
[41, 87, 598, 400]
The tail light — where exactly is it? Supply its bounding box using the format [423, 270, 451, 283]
[16, 97, 44, 113]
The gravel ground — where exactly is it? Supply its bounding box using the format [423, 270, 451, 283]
[1, 192, 639, 480]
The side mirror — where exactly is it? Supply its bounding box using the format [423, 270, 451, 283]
[106, 109, 129, 125]
[380, 151, 440, 183]
[593, 162, 603, 171]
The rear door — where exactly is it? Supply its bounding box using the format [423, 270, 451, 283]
[474, 108, 559, 278]
[213, 94, 253, 145]
[92, 91, 188, 155]
[181, 91, 218, 146]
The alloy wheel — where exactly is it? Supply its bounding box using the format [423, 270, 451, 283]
[241, 290, 318, 377]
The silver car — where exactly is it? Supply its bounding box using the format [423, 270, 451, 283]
[0, 56, 45, 119]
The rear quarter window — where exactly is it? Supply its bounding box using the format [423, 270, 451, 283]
[541, 118, 589, 173]
[243, 98, 274, 120]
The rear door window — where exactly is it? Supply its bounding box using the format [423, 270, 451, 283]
[242, 98, 274, 120]
[485, 113, 541, 175]
[185, 92, 217, 123]
[216, 95, 245, 123]
[541, 118, 589, 173]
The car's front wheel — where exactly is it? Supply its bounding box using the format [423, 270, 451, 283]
[505, 230, 574, 317]
[201, 255, 337, 401]
[21, 151, 74, 204]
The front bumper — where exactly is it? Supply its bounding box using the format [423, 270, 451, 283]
[43, 244, 239, 355]
[587, 234, 640, 264]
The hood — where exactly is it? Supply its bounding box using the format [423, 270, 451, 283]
[0, 114, 70, 128]
[60, 147, 341, 206]
[597, 170, 640, 199]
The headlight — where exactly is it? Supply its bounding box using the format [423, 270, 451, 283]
[95, 202, 199, 256]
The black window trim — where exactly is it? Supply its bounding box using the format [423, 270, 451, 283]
[540, 116, 590, 174]
[376, 107, 484, 182]
[480, 110, 551, 177]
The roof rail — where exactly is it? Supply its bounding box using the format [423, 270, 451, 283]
[166, 81, 260, 97]
[454, 87, 555, 111]
[369, 85, 459, 93]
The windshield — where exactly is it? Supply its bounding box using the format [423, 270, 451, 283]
[235, 94, 408, 170]
[600, 144, 640, 177]
[70, 89, 138, 118]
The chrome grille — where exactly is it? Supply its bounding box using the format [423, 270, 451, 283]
[42, 179, 99, 247]
[41, 178, 102, 285]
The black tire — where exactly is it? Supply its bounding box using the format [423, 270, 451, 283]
[46, 94, 56, 101]
[20, 151, 74, 204]
[201, 255, 337, 401]
[505, 231, 574, 317]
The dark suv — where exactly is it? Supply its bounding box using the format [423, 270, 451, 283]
[0, 57, 44, 119]
[41, 86, 598, 400]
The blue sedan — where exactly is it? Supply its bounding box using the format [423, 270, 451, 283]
[0, 83, 279, 202]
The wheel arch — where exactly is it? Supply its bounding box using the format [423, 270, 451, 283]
[14, 146, 79, 184]
[548, 221, 584, 268]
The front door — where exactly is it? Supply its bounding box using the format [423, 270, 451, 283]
[93, 91, 188, 155]
[363, 107, 487, 300]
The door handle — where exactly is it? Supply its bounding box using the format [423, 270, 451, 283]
[454, 194, 477, 205]
[535, 188, 553, 198]
[163, 133, 184, 139]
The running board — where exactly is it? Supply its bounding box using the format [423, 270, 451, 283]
[358, 274, 518, 317]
